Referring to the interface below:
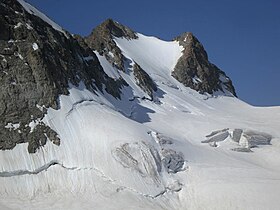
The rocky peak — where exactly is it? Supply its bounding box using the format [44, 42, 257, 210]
[176, 32, 208, 61]
[85, 19, 157, 99]
[172, 32, 236, 96]
[85, 19, 138, 71]
[95, 18, 137, 39]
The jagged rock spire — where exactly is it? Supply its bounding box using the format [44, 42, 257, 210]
[85, 19, 138, 71]
[172, 32, 236, 96]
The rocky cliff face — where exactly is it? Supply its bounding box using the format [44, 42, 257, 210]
[0, 0, 124, 153]
[133, 62, 157, 99]
[172, 32, 236, 96]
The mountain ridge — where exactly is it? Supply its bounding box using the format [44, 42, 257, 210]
[85, 18, 236, 96]
[1, 1, 280, 210]
[0, 0, 235, 153]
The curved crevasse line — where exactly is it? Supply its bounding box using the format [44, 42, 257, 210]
[0, 160, 76, 177]
[63, 97, 139, 122]
[0, 160, 175, 199]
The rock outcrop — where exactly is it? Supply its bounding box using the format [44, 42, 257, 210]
[172, 32, 236, 96]
[133, 62, 157, 99]
[0, 1, 124, 153]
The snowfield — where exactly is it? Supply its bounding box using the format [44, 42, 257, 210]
[1, 6, 280, 209]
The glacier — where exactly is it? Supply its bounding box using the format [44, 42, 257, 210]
[0, 1, 280, 210]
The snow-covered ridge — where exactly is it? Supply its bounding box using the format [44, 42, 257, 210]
[17, 0, 68, 38]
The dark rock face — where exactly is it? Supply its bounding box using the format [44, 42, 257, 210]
[0, 1, 124, 153]
[172, 32, 236, 96]
[74, 34, 126, 99]
[85, 19, 138, 71]
[133, 63, 157, 99]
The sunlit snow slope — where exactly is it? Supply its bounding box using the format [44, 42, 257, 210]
[1, 3, 280, 209]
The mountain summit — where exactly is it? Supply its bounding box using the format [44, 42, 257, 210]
[0, 1, 280, 210]
[173, 32, 236, 96]
[85, 18, 138, 71]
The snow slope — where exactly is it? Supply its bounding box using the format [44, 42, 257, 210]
[115, 33, 183, 77]
[1, 14, 280, 210]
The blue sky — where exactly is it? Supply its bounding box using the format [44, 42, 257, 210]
[26, 0, 280, 106]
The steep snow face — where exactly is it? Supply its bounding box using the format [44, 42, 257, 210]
[115, 33, 183, 79]
[95, 51, 121, 79]
[17, 0, 68, 37]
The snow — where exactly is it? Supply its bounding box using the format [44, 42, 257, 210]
[14, 52, 23, 60]
[14, 22, 23, 29]
[1, 31, 280, 210]
[1, 77, 280, 209]
[95, 51, 121, 79]
[26, 23, 33, 30]
[28, 118, 41, 133]
[108, 51, 115, 58]
[11, 80, 17, 85]
[114, 33, 183, 79]
[192, 75, 202, 84]
[4, 123, 20, 131]
[32, 43, 38, 51]
[36, 104, 46, 112]
[1, 57, 7, 63]
[17, 0, 68, 38]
